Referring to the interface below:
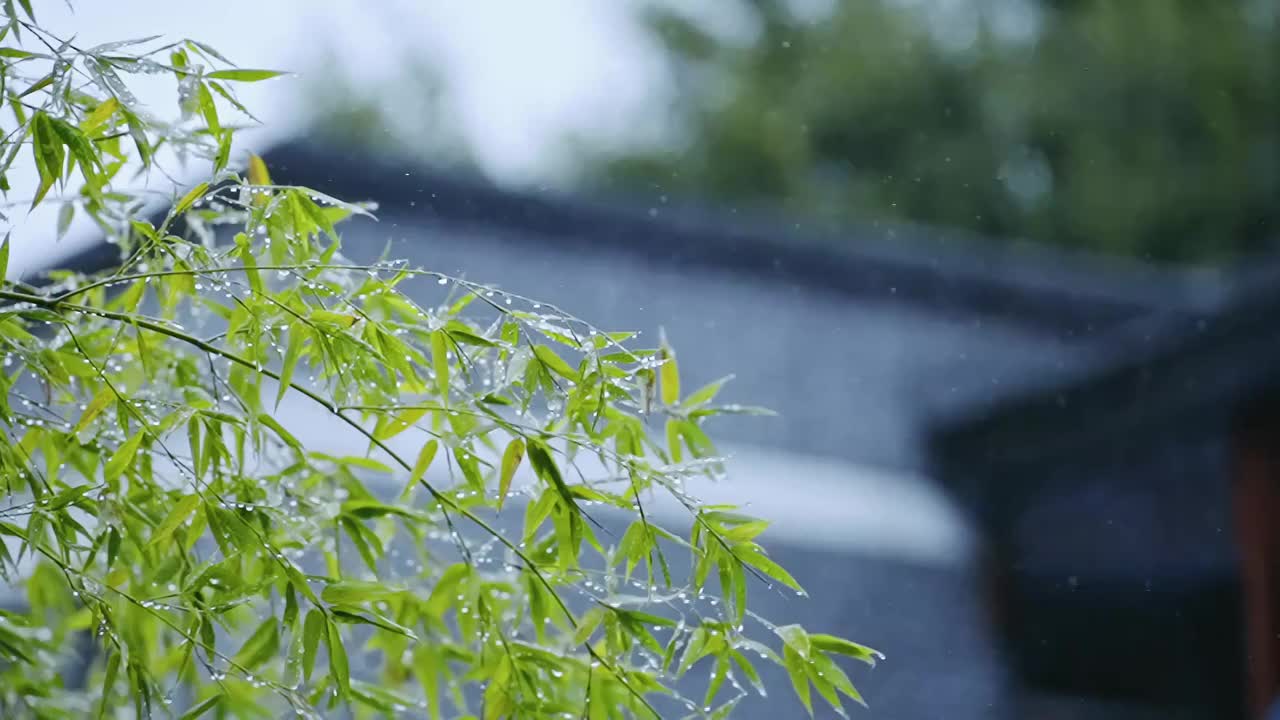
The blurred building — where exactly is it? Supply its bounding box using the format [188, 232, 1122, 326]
[932, 262, 1280, 720]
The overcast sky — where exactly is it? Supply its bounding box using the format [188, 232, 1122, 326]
[6, 0, 664, 277]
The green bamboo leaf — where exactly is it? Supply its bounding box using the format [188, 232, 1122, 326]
[775, 624, 810, 658]
[812, 652, 866, 707]
[104, 430, 144, 483]
[705, 655, 730, 708]
[257, 413, 301, 452]
[321, 580, 398, 605]
[29, 112, 63, 208]
[665, 419, 682, 463]
[424, 563, 470, 618]
[401, 438, 439, 501]
[783, 645, 813, 716]
[18, 71, 55, 98]
[326, 618, 350, 695]
[275, 324, 308, 410]
[533, 345, 579, 382]
[736, 544, 805, 594]
[213, 128, 232, 173]
[677, 627, 709, 676]
[497, 438, 524, 510]
[149, 494, 200, 547]
[617, 607, 677, 627]
[232, 618, 279, 670]
[122, 110, 152, 167]
[310, 309, 358, 327]
[330, 606, 418, 639]
[196, 82, 219, 132]
[374, 406, 427, 441]
[173, 182, 209, 217]
[431, 330, 449, 402]
[205, 69, 286, 82]
[301, 609, 323, 682]
[177, 694, 221, 720]
[730, 650, 766, 697]
[572, 606, 606, 645]
[808, 634, 882, 667]
[807, 658, 845, 717]
[526, 440, 579, 513]
[97, 651, 120, 719]
[283, 582, 299, 628]
[681, 375, 733, 409]
[49, 118, 99, 175]
[208, 81, 258, 121]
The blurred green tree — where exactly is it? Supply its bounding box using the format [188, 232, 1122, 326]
[587, 0, 1279, 263]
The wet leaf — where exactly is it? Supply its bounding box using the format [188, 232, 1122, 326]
[497, 438, 524, 510]
[206, 69, 286, 82]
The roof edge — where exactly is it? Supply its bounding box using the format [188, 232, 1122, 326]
[261, 141, 1226, 336]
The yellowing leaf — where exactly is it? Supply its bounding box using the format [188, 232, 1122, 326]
[246, 153, 271, 186]
[80, 98, 120, 134]
[497, 438, 525, 510]
[659, 340, 679, 406]
[74, 388, 113, 433]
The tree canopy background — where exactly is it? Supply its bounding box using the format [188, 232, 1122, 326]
[580, 0, 1278, 265]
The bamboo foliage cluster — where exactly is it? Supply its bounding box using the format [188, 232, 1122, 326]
[0, 5, 877, 718]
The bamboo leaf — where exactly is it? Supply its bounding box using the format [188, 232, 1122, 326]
[301, 609, 323, 682]
[149, 494, 200, 547]
[177, 694, 221, 720]
[80, 97, 119, 134]
[232, 618, 279, 670]
[173, 182, 209, 216]
[206, 69, 286, 82]
[326, 618, 350, 695]
[808, 634, 882, 667]
[104, 430, 145, 483]
[497, 438, 524, 510]
[659, 337, 679, 406]
[246, 153, 271, 185]
[401, 438, 439, 501]
[431, 330, 449, 402]
[533, 345, 579, 382]
[783, 645, 813, 716]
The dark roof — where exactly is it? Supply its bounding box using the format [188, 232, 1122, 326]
[929, 264, 1280, 476]
[261, 141, 1224, 338]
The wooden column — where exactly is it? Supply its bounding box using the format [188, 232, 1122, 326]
[1233, 409, 1280, 719]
